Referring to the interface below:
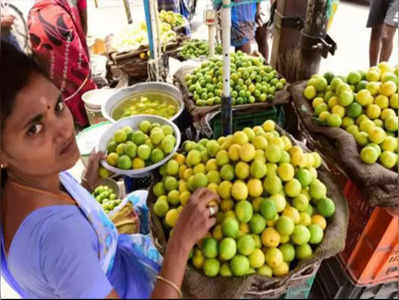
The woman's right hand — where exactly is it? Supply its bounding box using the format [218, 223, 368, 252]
[171, 188, 220, 253]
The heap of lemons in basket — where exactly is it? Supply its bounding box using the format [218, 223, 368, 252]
[304, 62, 398, 170]
[152, 120, 335, 277]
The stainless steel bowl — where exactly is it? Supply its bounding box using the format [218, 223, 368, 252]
[96, 114, 181, 177]
[102, 82, 184, 123]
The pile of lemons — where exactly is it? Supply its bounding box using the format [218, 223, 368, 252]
[303, 62, 398, 170]
[152, 120, 335, 278]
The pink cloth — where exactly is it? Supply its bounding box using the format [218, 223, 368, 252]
[28, 0, 95, 126]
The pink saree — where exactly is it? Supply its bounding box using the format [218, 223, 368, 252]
[28, 0, 96, 126]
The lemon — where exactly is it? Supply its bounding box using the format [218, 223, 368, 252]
[254, 149, 266, 163]
[308, 224, 324, 244]
[239, 223, 250, 236]
[299, 212, 312, 226]
[375, 95, 389, 109]
[253, 136, 268, 151]
[221, 199, 234, 212]
[293, 194, 309, 212]
[262, 227, 281, 248]
[304, 85, 317, 100]
[179, 180, 188, 193]
[203, 258, 220, 277]
[367, 104, 381, 119]
[153, 197, 169, 217]
[235, 200, 253, 223]
[247, 179, 263, 197]
[282, 206, 301, 224]
[263, 120, 276, 132]
[165, 208, 179, 227]
[382, 136, 398, 152]
[206, 159, 218, 171]
[233, 131, 249, 145]
[368, 127, 386, 144]
[218, 181, 232, 199]
[269, 194, 287, 212]
[239, 143, 256, 162]
[249, 214, 266, 234]
[263, 174, 283, 195]
[319, 111, 330, 122]
[192, 248, 204, 269]
[183, 168, 193, 180]
[265, 248, 284, 269]
[295, 244, 313, 260]
[331, 105, 345, 118]
[228, 144, 241, 161]
[279, 243, 296, 262]
[284, 179, 302, 198]
[380, 81, 397, 96]
[193, 163, 206, 174]
[220, 263, 233, 277]
[180, 191, 191, 206]
[257, 265, 273, 277]
[216, 150, 230, 166]
[312, 97, 325, 108]
[291, 225, 311, 245]
[249, 248, 265, 268]
[230, 255, 250, 276]
[219, 237, 237, 260]
[222, 217, 239, 238]
[235, 161, 250, 179]
[275, 216, 295, 236]
[309, 179, 327, 200]
[328, 96, 338, 108]
[381, 108, 396, 120]
[311, 215, 327, 230]
[132, 157, 145, 169]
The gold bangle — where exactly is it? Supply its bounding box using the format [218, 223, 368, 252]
[156, 275, 183, 298]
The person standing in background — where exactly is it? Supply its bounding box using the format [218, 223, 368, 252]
[27, 0, 96, 128]
[367, 0, 399, 67]
[0, 0, 20, 50]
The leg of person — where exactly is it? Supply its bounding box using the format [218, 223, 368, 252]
[367, 0, 389, 67]
[380, 24, 397, 63]
[255, 24, 268, 60]
[380, 0, 399, 63]
[369, 25, 384, 67]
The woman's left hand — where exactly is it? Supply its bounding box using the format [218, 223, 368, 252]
[81, 149, 106, 192]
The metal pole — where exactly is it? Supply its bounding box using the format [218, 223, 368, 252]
[221, 0, 232, 135]
[143, 0, 154, 58]
[122, 0, 133, 24]
[151, 0, 161, 81]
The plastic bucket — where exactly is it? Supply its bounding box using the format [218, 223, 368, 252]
[82, 88, 118, 125]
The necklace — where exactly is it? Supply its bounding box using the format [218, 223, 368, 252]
[7, 180, 72, 203]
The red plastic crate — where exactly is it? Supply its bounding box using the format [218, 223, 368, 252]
[340, 180, 399, 286]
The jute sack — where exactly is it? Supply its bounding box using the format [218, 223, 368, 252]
[289, 81, 398, 208]
[147, 127, 349, 298]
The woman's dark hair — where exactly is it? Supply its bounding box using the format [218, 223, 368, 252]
[0, 41, 46, 187]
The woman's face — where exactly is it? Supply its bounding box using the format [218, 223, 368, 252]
[0, 73, 80, 179]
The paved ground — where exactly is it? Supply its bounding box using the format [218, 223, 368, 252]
[1, 0, 398, 298]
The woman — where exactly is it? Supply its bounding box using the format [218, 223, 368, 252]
[27, 0, 96, 127]
[367, 0, 398, 67]
[0, 41, 219, 299]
